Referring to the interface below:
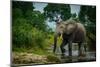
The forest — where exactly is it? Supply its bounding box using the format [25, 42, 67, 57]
[12, 1, 96, 65]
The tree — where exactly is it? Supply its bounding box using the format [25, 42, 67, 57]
[44, 3, 71, 22]
[12, 1, 34, 22]
[78, 5, 96, 34]
[12, 1, 48, 49]
[79, 5, 96, 23]
[12, 1, 34, 15]
[71, 13, 77, 18]
[31, 11, 47, 31]
[78, 5, 96, 51]
[12, 1, 47, 32]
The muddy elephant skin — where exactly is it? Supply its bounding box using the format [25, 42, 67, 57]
[53, 19, 86, 57]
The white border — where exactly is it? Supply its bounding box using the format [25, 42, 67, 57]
[0, 0, 99, 67]
[0, 0, 10, 67]
[15, 0, 96, 5]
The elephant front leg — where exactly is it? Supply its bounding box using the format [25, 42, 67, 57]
[68, 41, 72, 56]
[60, 40, 67, 57]
[53, 34, 58, 53]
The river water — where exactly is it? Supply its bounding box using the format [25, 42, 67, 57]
[50, 44, 96, 63]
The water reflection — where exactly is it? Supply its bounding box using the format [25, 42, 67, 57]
[55, 45, 96, 63]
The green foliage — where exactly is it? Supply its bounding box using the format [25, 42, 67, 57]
[71, 13, 77, 18]
[78, 6, 87, 22]
[86, 32, 96, 51]
[44, 3, 71, 21]
[12, 1, 34, 14]
[79, 5, 96, 23]
[12, 8, 23, 19]
[79, 5, 96, 35]
[46, 34, 62, 47]
[31, 11, 47, 31]
[12, 1, 48, 51]
[12, 18, 31, 48]
[12, 18, 47, 49]
[78, 5, 96, 52]
[46, 55, 61, 63]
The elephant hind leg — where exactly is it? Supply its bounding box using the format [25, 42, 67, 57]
[82, 43, 87, 56]
[78, 42, 83, 56]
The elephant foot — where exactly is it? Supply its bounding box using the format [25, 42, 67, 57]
[78, 53, 86, 59]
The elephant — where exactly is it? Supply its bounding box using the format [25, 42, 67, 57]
[53, 19, 87, 57]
